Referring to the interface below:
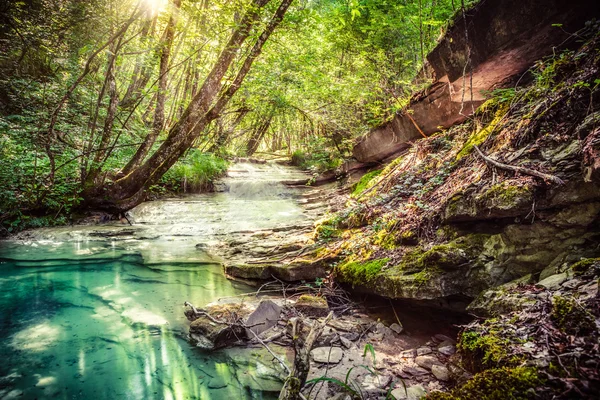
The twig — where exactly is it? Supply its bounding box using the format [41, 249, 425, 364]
[473, 145, 565, 185]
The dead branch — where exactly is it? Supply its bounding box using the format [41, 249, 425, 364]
[473, 145, 565, 185]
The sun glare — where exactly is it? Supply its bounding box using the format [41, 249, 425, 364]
[143, 0, 168, 15]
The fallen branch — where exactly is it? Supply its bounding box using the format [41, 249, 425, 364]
[473, 145, 565, 185]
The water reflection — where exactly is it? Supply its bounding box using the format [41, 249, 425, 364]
[0, 163, 307, 399]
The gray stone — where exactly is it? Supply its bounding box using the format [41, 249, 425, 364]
[245, 300, 282, 336]
[390, 322, 404, 334]
[391, 384, 427, 400]
[340, 336, 353, 349]
[415, 355, 442, 370]
[310, 347, 344, 364]
[433, 334, 455, 343]
[537, 272, 569, 290]
[416, 347, 432, 356]
[438, 345, 456, 356]
[362, 374, 392, 391]
[402, 366, 429, 376]
[431, 365, 450, 381]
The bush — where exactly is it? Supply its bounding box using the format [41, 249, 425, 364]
[159, 150, 229, 193]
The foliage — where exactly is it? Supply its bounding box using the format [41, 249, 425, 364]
[159, 151, 229, 193]
[352, 169, 382, 197]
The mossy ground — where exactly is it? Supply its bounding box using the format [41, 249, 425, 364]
[427, 367, 543, 400]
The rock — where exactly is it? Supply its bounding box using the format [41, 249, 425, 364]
[245, 300, 282, 336]
[431, 365, 450, 381]
[208, 375, 230, 389]
[416, 347, 432, 356]
[295, 294, 329, 317]
[189, 302, 254, 349]
[391, 384, 427, 400]
[362, 374, 392, 391]
[400, 349, 416, 358]
[402, 366, 429, 376]
[310, 347, 344, 364]
[341, 332, 359, 341]
[433, 334, 455, 343]
[390, 322, 404, 334]
[537, 272, 569, 290]
[415, 355, 442, 370]
[438, 345, 456, 356]
[340, 336, 353, 349]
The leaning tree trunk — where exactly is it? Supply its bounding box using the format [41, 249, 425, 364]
[84, 0, 293, 212]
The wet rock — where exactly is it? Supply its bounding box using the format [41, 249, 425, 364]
[310, 347, 344, 364]
[415, 355, 443, 370]
[245, 300, 282, 337]
[431, 365, 450, 381]
[390, 384, 427, 400]
[208, 375, 230, 389]
[295, 294, 329, 317]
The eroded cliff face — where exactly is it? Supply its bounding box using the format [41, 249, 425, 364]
[352, 0, 600, 164]
[317, 31, 600, 307]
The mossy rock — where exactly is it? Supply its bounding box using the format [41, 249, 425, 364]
[551, 295, 596, 335]
[571, 257, 600, 275]
[426, 367, 543, 400]
[335, 258, 389, 287]
[399, 234, 489, 273]
[458, 328, 513, 372]
[443, 181, 533, 222]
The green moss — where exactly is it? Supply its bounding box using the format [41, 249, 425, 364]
[479, 182, 531, 208]
[399, 234, 487, 273]
[426, 367, 543, 400]
[373, 229, 397, 250]
[336, 258, 389, 286]
[456, 106, 507, 160]
[551, 295, 595, 335]
[458, 330, 511, 371]
[351, 169, 382, 197]
[571, 257, 600, 275]
[314, 216, 342, 240]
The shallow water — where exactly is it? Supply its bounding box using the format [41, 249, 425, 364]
[0, 163, 310, 400]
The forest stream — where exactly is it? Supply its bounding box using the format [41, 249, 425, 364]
[0, 162, 314, 400]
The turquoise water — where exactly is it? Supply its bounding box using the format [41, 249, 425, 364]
[0, 163, 309, 400]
